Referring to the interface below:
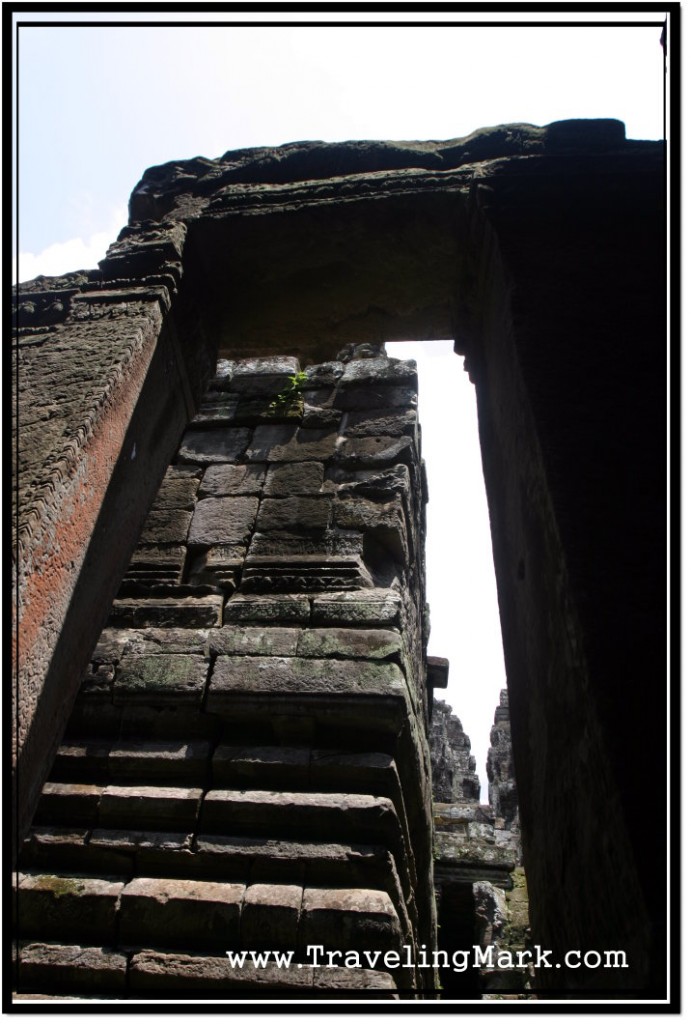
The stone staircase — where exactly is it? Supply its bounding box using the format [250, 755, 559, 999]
[15, 671, 419, 997]
[14, 354, 438, 1000]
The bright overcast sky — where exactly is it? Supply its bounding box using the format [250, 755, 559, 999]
[13, 10, 667, 797]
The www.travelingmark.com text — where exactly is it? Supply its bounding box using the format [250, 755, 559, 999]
[225, 945, 628, 973]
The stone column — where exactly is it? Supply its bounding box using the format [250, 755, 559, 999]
[464, 128, 666, 991]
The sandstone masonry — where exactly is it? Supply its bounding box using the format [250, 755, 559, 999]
[15, 353, 443, 998]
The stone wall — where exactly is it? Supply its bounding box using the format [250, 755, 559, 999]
[12, 269, 215, 852]
[431, 694, 530, 998]
[15, 353, 443, 998]
[429, 699, 480, 803]
[487, 690, 521, 863]
[14, 119, 668, 998]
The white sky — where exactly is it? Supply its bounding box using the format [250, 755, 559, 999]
[13, 10, 667, 799]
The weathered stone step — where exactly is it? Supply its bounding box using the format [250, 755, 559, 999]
[41, 741, 414, 868]
[199, 790, 413, 888]
[128, 950, 397, 997]
[20, 829, 415, 939]
[14, 873, 125, 945]
[13, 942, 127, 996]
[34, 783, 203, 832]
[119, 877, 246, 951]
[64, 701, 222, 743]
[211, 746, 409, 834]
[13, 886, 406, 995]
[51, 739, 212, 786]
[205, 657, 410, 738]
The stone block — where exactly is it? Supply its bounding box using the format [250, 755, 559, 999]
[223, 594, 311, 624]
[188, 496, 259, 547]
[324, 464, 411, 500]
[209, 626, 301, 658]
[107, 740, 211, 785]
[89, 830, 193, 876]
[233, 394, 302, 424]
[14, 942, 127, 994]
[333, 436, 416, 467]
[128, 949, 314, 991]
[239, 883, 302, 950]
[98, 785, 202, 831]
[200, 791, 402, 853]
[190, 392, 240, 424]
[212, 745, 310, 788]
[301, 387, 338, 411]
[469, 821, 495, 841]
[233, 356, 302, 378]
[186, 545, 244, 586]
[193, 836, 387, 892]
[264, 462, 324, 496]
[129, 544, 187, 572]
[427, 656, 449, 689]
[311, 589, 402, 627]
[52, 741, 112, 783]
[21, 827, 135, 876]
[208, 656, 407, 701]
[243, 424, 293, 460]
[240, 560, 368, 595]
[98, 626, 210, 657]
[150, 470, 201, 511]
[194, 835, 305, 884]
[433, 803, 483, 826]
[334, 386, 417, 413]
[199, 463, 266, 497]
[247, 530, 363, 559]
[108, 595, 223, 628]
[177, 427, 251, 465]
[205, 662, 413, 741]
[113, 654, 209, 704]
[256, 496, 332, 533]
[34, 784, 102, 828]
[310, 750, 398, 795]
[15, 873, 124, 943]
[296, 628, 402, 660]
[433, 831, 515, 872]
[303, 361, 345, 387]
[247, 425, 338, 462]
[302, 403, 344, 429]
[341, 408, 418, 438]
[473, 880, 507, 947]
[312, 966, 397, 995]
[340, 357, 417, 386]
[301, 887, 402, 954]
[333, 495, 408, 561]
[120, 877, 245, 949]
[117, 704, 217, 741]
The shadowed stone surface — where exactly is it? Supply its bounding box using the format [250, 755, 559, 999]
[15, 354, 435, 1000]
[14, 118, 667, 1000]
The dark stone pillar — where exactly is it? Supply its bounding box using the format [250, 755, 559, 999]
[463, 139, 666, 993]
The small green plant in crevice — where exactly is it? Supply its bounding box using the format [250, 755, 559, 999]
[267, 371, 307, 417]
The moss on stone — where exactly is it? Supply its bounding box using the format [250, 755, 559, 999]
[38, 875, 83, 898]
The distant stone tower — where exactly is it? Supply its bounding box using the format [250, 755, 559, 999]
[430, 695, 529, 997]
